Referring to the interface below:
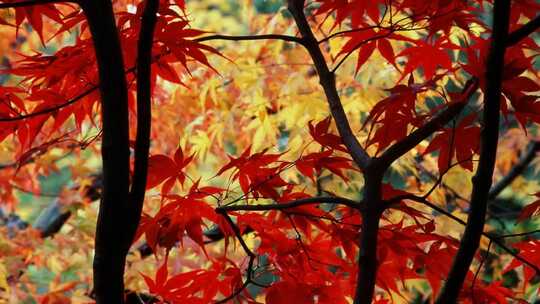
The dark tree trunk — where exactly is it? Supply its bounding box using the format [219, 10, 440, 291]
[124, 0, 158, 253]
[354, 213, 381, 303]
[80, 0, 131, 302]
[354, 169, 383, 304]
[435, 1, 511, 303]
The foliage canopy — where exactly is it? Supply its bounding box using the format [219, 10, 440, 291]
[0, 0, 539, 303]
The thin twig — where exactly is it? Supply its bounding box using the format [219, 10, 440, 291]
[0, 85, 96, 122]
[384, 194, 540, 276]
[471, 239, 493, 303]
[196, 34, 305, 45]
[0, 34, 305, 123]
[331, 32, 393, 73]
[496, 230, 540, 239]
[214, 211, 268, 304]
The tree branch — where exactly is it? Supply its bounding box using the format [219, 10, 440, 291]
[80, 0, 131, 302]
[196, 34, 305, 45]
[385, 194, 540, 276]
[0, 86, 95, 122]
[0, 0, 69, 9]
[318, 25, 383, 44]
[123, 0, 158, 256]
[32, 199, 72, 237]
[497, 229, 540, 239]
[285, 3, 386, 301]
[507, 14, 540, 46]
[488, 141, 540, 199]
[436, 1, 511, 302]
[287, 0, 371, 170]
[216, 196, 361, 213]
[352, 170, 384, 304]
[214, 210, 266, 304]
[0, 34, 302, 123]
[377, 78, 479, 169]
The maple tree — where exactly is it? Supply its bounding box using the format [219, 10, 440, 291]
[0, 0, 539, 303]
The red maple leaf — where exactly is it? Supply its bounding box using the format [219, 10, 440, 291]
[398, 37, 458, 81]
[135, 181, 222, 251]
[517, 192, 540, 222]
[217, 147, 289, 199]
[503, 240, 540, 290]
[424, 113, 480, 172]
[308, 117, 348, 152]
[315, 0, 382, 27]
[142, 258, 244, 303]
[9, 2, 64, 44]
[337, 29, 401, 72]
[296, 149, 354, 182]
[146, 146, 194, 194]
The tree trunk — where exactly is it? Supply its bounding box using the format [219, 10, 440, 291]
[80, 0, 131, 302]
[124, 0, 158, 254]
[354, 171, 383, 303]
[435, 1, 511, 302]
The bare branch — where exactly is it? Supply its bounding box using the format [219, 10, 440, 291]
[497, 229, 540, 239]
[318, 25, 383, 44]
[471, 239, 493, 302]
[488, 141, 540, 199]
